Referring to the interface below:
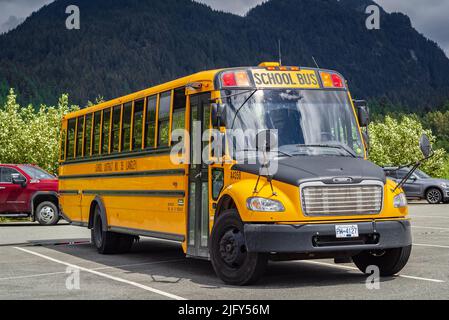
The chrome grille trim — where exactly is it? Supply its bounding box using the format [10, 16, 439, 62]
[301, 181, 384, 216]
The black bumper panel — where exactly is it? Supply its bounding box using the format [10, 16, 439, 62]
[244, 220, 412, 253]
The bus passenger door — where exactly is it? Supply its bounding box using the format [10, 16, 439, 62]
[187, 93, 211, 258]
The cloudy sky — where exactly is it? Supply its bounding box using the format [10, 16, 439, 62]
[0, 0, 448, 56]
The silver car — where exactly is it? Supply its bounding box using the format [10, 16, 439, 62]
[384, 167, 449, 204]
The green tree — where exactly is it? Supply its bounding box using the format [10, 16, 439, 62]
[0, 89, 78, 174]
[368, 115, 447, 177]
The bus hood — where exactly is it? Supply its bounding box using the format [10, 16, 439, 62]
[232, 156, 386, 186]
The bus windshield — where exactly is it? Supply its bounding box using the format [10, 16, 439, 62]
[222, 89, 365, 158]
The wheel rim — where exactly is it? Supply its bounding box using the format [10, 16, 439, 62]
[218, 227, 247, 268]
[39, 206, 55, 223]
[427, 190, 441, 204]
[94, 215, 103, 247]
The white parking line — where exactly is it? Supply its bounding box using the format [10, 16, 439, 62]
[414, 243, 449, 249]
[0, 271, 67, 281]
[410, 215, 449, 219]
[0, 259, 186, 282]
[412, 226, 449, 231]
[300, 260, 445, 283]
[14, 247, 187, 300]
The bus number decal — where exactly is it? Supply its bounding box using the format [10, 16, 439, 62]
[95, 160, 138, 173]
[230, 170, 241, 181]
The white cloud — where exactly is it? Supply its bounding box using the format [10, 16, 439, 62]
[0, 0, 54, 33]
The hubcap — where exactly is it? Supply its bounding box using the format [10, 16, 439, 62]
[219, 228, 247, 268]
[39, 206, 55, 223]
[427, 190, 441, 204]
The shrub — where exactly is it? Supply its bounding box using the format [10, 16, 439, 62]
[0, 89, 78, 174]
[368, 115, 447, 178]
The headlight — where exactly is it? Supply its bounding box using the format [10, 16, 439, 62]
[441, 183, 448, 189]
[394, 193, 408, 208]
[247, 197, 285, 212]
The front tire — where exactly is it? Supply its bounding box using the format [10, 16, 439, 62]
[210, 209, 268, 286]
[352, 245, 412, 276]
[426, 188, 443, 204]
[36, 201, 60, 225]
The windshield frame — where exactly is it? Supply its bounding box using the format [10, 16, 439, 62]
[18, 165, 56, 180]
[220, 88, 366, 160]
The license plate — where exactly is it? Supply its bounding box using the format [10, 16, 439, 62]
[335, 225, 359, 238]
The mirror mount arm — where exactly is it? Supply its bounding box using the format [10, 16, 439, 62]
[392, 151, 435, 193]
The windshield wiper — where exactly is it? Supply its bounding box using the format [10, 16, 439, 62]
[230, 89, 258, 130]
[294, 143, 357, 158]
[239, 148, 293, 158]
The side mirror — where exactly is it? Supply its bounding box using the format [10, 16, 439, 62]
[354, 100, 369, 127]
[11, 173, 27, 187]
[211, 103, 227, 128]
[419, 134, 432, 158]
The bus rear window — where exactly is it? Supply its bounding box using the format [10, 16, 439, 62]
[158, 91, 171, 147]
[66, 119, 76, 159]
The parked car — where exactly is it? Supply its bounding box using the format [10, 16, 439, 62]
[384, 167, 449, 204]
[0, 164, 60, 225]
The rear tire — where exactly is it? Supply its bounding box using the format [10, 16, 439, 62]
[36, 201, 60, 226]
[210, 209, 268, 285]
[426, 188, 442, 204]
[91, 206, 119, 254]
[352, 245, 412, 276]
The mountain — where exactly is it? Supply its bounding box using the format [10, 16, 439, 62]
[1, 0, 449, 112]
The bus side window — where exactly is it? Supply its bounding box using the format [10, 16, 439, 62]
[145, 96, 157, 148]
[60, 128, 67, 161]
[158, 91, 172, 147]
[111, 105, 122, 153]
[66, 118, 76, 160]
[171, 88, 186, 145]
[76, 116, 85, 158]
[84, 113, 93, 157]
[93, 111, 102, 155]
[132, 100, 145, 150]
[121, 102, 133, 152]
[102, 108, 111, 154]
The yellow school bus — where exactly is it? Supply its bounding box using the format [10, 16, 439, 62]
[59, 62, 412, 285]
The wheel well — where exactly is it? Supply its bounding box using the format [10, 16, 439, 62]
[215, 195, 237, 219]
[33, 194, 58, 213]
[88, 201, 98, 229]
[424, 186, 443, 198]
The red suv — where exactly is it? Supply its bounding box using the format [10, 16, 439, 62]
[0, 164, 60, 225]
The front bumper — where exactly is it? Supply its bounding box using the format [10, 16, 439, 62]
[244, 220, 412, 253]
[444, 190, 449, 200]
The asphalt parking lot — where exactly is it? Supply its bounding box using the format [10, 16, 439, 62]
[1, 203, 448, 300]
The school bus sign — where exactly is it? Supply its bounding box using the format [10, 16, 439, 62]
[251, 69, 320, 89]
